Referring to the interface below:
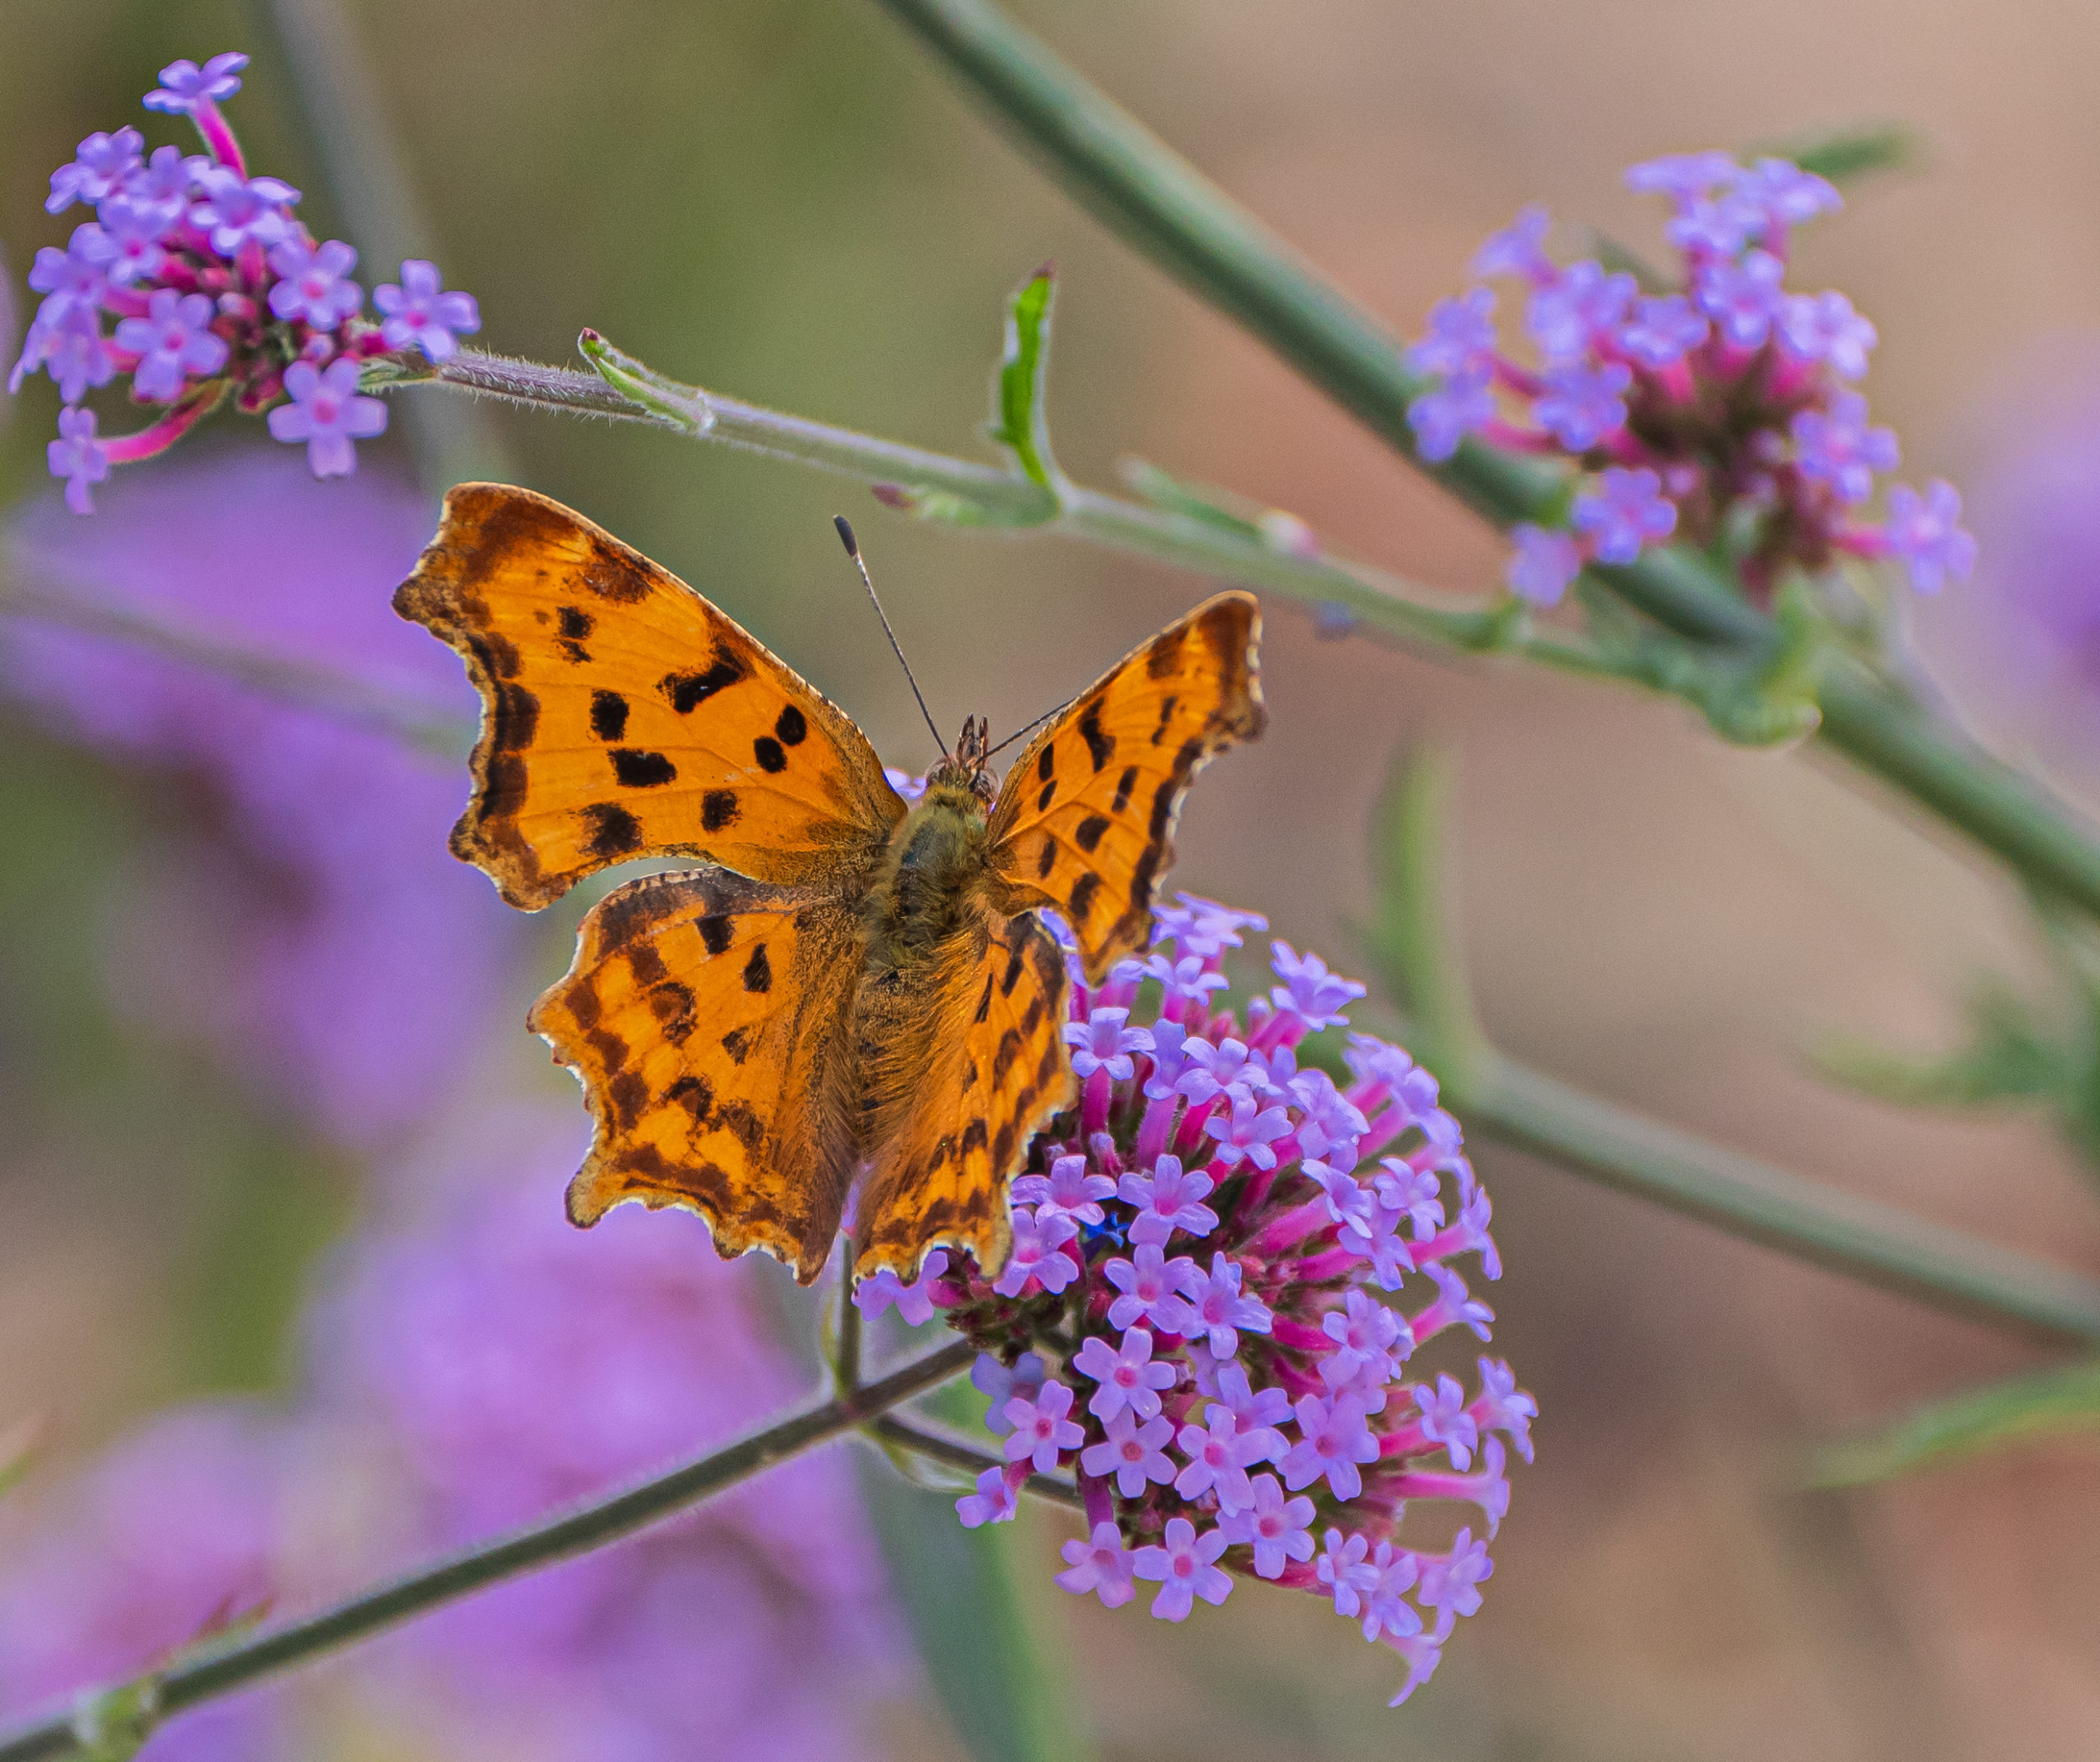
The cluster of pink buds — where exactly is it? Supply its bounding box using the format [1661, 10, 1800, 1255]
[1406, 151, 1976, 605]
[12, 52, 480, 512]
[856, 892, 1534, 1710]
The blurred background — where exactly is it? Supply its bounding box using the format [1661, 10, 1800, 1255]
[5, 2, 2100, 1758]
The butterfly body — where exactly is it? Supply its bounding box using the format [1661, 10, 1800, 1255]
[395, 484, 1263, 1286]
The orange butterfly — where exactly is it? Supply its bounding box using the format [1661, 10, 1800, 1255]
[395, 484, 1264, 1284]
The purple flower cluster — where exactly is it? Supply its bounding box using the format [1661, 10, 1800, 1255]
[12, 52, 479, 511]
[1406, 152, 1975, 605]
[0, 1121, 899, 1762]
[856, 895, 1535, 1709]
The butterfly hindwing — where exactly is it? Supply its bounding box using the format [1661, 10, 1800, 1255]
[987, 591, 1265, 984]
[394, 482, 905, 910]
[530, 865, 864, 1282]
[853, 906, 1075, 1280]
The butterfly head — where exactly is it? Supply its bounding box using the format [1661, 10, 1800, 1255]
[925, 714, 999, 806]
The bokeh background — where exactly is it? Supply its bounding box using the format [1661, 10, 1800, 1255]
[5, 2, 2100, 1758]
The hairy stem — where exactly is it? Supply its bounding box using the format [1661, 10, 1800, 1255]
[0, 1342, 975, 1762]
[864, 0, 2100, 921]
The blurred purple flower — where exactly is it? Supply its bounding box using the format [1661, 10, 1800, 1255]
[46, 409, 110, 514]
[1572, 466, 1678, 564]
[3, 445, 518, 1146]
[1504, 523, 1582, 607]
[114, 288, 229, 402]
[266, 240, 363, 329]
[47, 129, 146, 213]
[144, 53, 249, 114]
[1792, 391, 1898, 504]
[266, 358, 387, 477]
[1883, 480, 1977, 594]
[373, 260, 481, 363]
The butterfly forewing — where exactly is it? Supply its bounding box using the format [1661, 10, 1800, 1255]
[854, 907, 1075, 1280]
[395, 483, 905, 910]
[987, 591, 1265, 984]
[532, 866, 863, 1282]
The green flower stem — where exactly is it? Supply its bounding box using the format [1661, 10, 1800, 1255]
[865, 0, 2100, 922]
[0, 1341, 975, 1762]
[865, 1415, 1085, 1509]
[1457, 1048, 2100, 1346]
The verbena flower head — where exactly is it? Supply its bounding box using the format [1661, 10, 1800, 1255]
[1408, 152, 1974, 603]
[858, 891, 1535, 1710]
[11, 52, 481, 511]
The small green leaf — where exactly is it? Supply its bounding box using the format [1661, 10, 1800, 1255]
[1753, 123, 1920, 185]
[1812, 979, 2061, 1108]
[578, 330, 715, 433]
[1811, 1358, 2100, 1486]
[71, 1678, 161, 1762]
[986, 268, 1062, 493]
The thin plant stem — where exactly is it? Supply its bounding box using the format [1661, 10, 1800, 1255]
[0, 1342, 975, 1762]
[864, 0, 2100, 924]
[865, 1415, 1084, 1509]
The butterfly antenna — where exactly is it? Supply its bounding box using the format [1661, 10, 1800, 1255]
[834, 516, 945, 755]
[984, 696, 1075, 760]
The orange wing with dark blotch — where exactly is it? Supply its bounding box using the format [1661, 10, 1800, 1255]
[853, 908, 1075, 1280]
[530, 865, 864, 1283]
[986, 591, 1264, 984]
[394, 483, 906, 910]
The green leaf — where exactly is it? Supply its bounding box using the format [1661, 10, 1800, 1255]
[1812, 979, 2062, 1108]
[71, 1678, 161, 1762]
[856, 1426, 1092, 1762]
[1752, 122, 1920, 185]
[1811, 1358, 2100, 1486]
[578, 330, 715, 433]
[986, 268, 1062, 493]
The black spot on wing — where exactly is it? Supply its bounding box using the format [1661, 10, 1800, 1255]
[1000, 942, 1027, 997]
[1038, 744, 1056, 781]
[609, 1070, 648, 1130]
[661, 656, 745, 713]
[1145, 624, 1187, 679]
[578, 538, 655, 603]
[1079, 700, 1115, 770]
[774, 705, 807, 746]
[721, 1025, 752, 1065]
[974, 975, 994, 1024]
[1036, 780, 1057, 811]
[1112, 766, 1139, 815]
[701, 789, 740, 833]
[992, 1120, 1017, 1171]
[742, 943, 773, 993]
[610, 748, 677, 788]
[714, 1100, 765, 1156]
[699, 915, 735, 955]
[960, 1118, 989, 1157]
[578, 801, 642, 858]
[559, 606, 594, 641]
[1069, 871, 1102, 926]
[1036, 835, 1057, 879]
[1150, 695, 1178, 746]
[993, 1029, 1021, 1081]
[666, 1073, 714, 1123]
[1074, 815, 1110, 853]
[491, 682, 538, 752]
[590, 689, 629, 742]
[754, 737, 788, 773]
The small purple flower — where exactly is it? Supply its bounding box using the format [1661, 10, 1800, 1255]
[114, 288, 229, 403]
[1320, 1289, 1407, 1391]
[1064, 1006, 1148, 1080]
[1103, 1242, 1199, 1333]
[1792, 391, 1898, 504]
[1472, 204, 1554, 281]
[1072, 1326, 1177, 1423]
[990, 1207, 1080, 1297]
[1173, 1407, 1263, 1511]
[1617, 292, 1710, 369]
[1883, 479, 1978, 593]
[1361, 1541, 1426, 1641]
[1132, 1517, 1233, 1621]
[1778, 290, 1877, 380]
[28, 226, 110, 329]
[1308, 1160, 1376, 1231]
[1694, 248, 1787, 349]
[1404, 285, 1498, 377]
[372, 259, 482, 363]
[1153, 893, 1266, 958]
[144, 52, 249, 113]
[1527, 260, 1636, 361]
[1269, 942, 1367, 1030]
[121, 145, 208, 231]
[1081, 1407, 1179, 1499]
[1003, 1378, 1084, 1473]
[1182, 1253, 1273, 1360]
[1219, 1474, 1316, 1581]
[1473, 1358, 1538, 1463]
[47, 407, 111, 516]
[1413, 1372, 1482, 1470]
[1340, 1202, 1415, 1291]
[853, 1246, 951, 1326]
[267, 239, 365, 328]
[1056, 1522, 1138, 1608]
[1203, 1090, 1294, 1171]
[88, 197, 171, 286]
[1572, 466, 1678, 564]
[1413, 1262, 1497, 1344]
[1290, 1070, 1368, 1166]
[47, 128, 144, 213]
[1316, 1528, 1378, 1618]
[1208, 1363, 1291, 1463]
[1375, 1157, 1446, 1239]
[956, 1463, 1020, 1528]
[1505, 523, 1582, 608]
[1665, 192, 1764, 258]
[266, 357, 388, 478]
[1280, 1392, 1380, 1501]
[1418, 1528, 1494, 1632]
[1011, 1153, 1116, 1226]
[1623, 149, 1738, 202]
[1176, 1036, 1268, 1107]
[1119, 1155, 1219, 1245]
[1140, 1019, 1197, 1098]
[971, 1351, 1047, 1436]
[1142, 950, 1230, 1012]
[189, 167, 300, 255]
[1737, 157, 1842, 229]
[35, 309, 120, 405]
[1534, 359, 1633, 453]
[1407, 364, 1495, 463]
